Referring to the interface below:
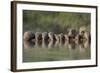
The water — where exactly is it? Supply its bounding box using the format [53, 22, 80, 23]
[23, 40, 91, 62]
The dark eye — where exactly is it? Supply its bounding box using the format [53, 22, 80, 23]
[81, 31, 85, 33]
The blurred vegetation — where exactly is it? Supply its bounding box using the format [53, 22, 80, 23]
[23, 10, 91, 33]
